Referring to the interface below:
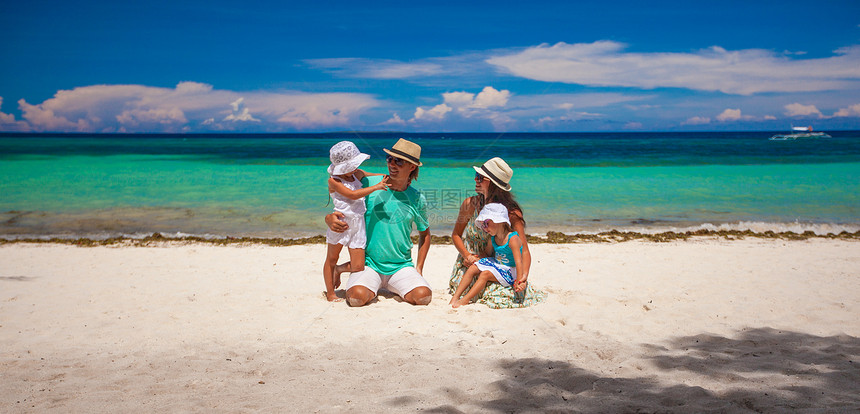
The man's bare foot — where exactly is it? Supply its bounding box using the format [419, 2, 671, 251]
[324, 292, 344, 302]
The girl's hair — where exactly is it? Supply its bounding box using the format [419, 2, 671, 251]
[472, 184, 526, 226]
[409, 166, 419, 182]
[496, 221, 513, 235]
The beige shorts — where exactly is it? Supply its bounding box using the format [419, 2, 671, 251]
[344, 266, 430, 297]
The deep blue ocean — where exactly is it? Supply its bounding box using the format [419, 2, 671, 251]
[2, 131, 859, 239]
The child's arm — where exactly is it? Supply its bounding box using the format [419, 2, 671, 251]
[328, 176, 389, 200]
[354, 168, 386, 179]
[481, 240, 494, 258]
[509, 234, 527, 292]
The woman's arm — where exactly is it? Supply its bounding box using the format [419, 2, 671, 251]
[451, 197, 480, 266]
[510, 209, 530, 283]
[329, 176, 388, 200]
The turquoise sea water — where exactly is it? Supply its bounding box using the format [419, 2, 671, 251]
[2, 132, 859, 239]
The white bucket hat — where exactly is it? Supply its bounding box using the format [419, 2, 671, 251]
[473, 157, 513, 191]
[475, 203, 511, 227]
[328, 141, 370, 176]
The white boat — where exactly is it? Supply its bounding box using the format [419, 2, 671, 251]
[770, 126, 831, 140]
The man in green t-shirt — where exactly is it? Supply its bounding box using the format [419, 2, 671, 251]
[325, 138, 432, 307]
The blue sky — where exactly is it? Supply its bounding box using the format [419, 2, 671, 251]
[1, 0, 859, 132]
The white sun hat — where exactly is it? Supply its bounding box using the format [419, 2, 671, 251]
[328, 141, 370, 176]
[475, 203, 511, 227]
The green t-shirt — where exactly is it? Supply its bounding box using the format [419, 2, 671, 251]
[361, 175, 429, 274]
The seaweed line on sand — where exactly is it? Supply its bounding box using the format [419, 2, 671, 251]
[1, 229, 859, 247]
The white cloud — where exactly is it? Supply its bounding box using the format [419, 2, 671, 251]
[833, 103, 860, 117]
[441, 91, 476, 108]
[784, 103, 824, 118]
[624, 122, 643, 129]
[441, 86, 510, 110]
[716, 109, 743, 122]
[305, 58, 445, 79]
[8, 83, 379, 132]
[230, 97, 244, 112]
[487, 41, 860, 95]
[382, 113, 407, 125]
[116, 107, 188, 128]
[472, 86, 510, 108]
[0, 97, 30, 131]
[682, 116, 711, 125]
[413, 104, 452, 121]
[407, 86, 515, 130]
[224, 97, 260, 122]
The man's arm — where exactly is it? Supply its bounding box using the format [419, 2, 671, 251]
[415, 228, 431, 275]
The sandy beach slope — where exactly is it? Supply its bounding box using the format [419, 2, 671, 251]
[1, 239, 859, 412]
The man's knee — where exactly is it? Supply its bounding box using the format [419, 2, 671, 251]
[405, 286, 432, 306]
[346, 286, 375, 307]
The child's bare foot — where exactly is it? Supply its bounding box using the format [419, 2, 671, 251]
[324, 291, 344, 302]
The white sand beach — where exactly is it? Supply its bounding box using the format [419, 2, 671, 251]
[1, 239, 859, 412]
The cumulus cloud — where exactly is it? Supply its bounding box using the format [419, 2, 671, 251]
[224, 98, 260, 122]
[487, 41, 860, 95]
[406, 86, 515, 130]
[784, 103, 824, 118]
[716, 109, 743, 122]
[472, 86, 510, 108]
[7, 82, 379, 132]
[0, 97, 30, 131]
[682, 116, 711, 125]
[443, 86, 510, 111]
[833, 103, 860, 117]
[382, 113, 407, 125]
[413, 104, 452, 121]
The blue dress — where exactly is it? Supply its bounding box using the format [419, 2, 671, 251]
[474, 231, 521, 286]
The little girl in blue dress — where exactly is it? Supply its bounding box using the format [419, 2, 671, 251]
[450, 203, 525, 308]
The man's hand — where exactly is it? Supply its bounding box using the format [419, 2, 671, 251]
[325, 211, 348, 233]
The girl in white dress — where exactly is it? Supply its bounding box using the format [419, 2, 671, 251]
[323, 141, 388, 301]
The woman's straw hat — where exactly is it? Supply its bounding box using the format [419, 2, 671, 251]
[474, 157, 513, 191]
[328, 141, 370, 176]
[383, 138, 423, 166]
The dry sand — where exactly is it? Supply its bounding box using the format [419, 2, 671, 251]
[1, 239, 858, 412]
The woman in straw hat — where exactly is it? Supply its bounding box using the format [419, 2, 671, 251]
[449, 157, 546, 308]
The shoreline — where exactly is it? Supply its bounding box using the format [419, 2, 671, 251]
[2, 228, 859, 247]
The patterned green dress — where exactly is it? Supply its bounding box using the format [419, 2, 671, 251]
[448, 203, 547, 309]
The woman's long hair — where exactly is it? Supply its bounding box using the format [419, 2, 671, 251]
[471, 182, 526, 226]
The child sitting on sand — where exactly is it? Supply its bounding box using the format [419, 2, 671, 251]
[323, 141, 389, 301]
[450, 203, 526, 308]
